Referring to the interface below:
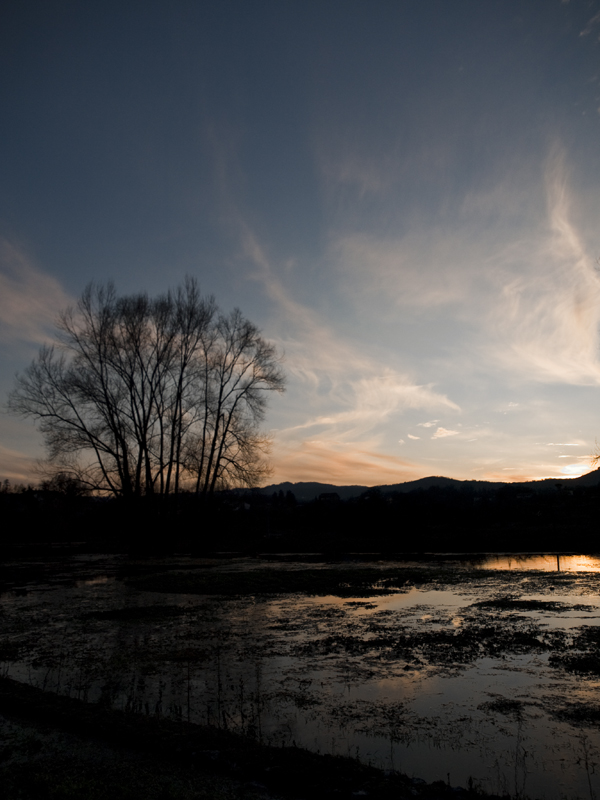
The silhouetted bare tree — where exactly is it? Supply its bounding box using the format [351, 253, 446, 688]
[9, 279, 285, 498]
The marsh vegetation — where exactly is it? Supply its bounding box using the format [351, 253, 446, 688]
[2, 553, 600, 798]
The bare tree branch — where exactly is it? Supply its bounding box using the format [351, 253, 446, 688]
[8, 279, 285, 499]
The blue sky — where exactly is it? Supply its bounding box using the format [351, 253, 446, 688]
[2, 0, 600, 486]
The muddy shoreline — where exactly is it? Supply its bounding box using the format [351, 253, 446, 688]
[0, 675, 506, 799]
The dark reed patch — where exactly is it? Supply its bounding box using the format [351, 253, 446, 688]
[82, 605, 188, 621]
[549, 625, 600, 675]
[478, 697, 525, 716]
[127, 567, 417, 597]
[574, 626, 600, 646]
[126, 564, 531, 598]
[0, 644, 21, 662]
[549, 653, 600, 675]
[295, 619, 550, 665]
[550, 701, 600, 725]
[472, 596, 575, 612]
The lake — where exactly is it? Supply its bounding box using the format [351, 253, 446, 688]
[2, 552, 600, 799]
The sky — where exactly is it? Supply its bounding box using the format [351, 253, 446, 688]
[2, 0, 600, 487]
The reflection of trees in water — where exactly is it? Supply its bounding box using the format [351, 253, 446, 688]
[3, 564, 600, 798]
[374, 553, 600, 572]
[14, 637, 271, 739]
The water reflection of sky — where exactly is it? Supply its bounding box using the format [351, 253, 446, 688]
[3, 554, 600, 799]
[477, 554, 600, 572]
[363, 553, 600, 572]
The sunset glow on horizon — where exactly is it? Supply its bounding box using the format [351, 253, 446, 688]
[1, 1, 600, 488]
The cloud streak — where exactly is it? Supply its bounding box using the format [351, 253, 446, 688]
[487, 148, 600, 384]
[326, 144, 600, 390]
[235, 223, 461, 484]
[432, 427, 459, 439]
[237, 223, 460, 416]
[198, 131, 600, 486]
[580, 11, 600, 37]
[0, 443, 39, 484]
[271, 438, 423, 486]
[0, 239, 71, 345]
[282, 374, 458, 439]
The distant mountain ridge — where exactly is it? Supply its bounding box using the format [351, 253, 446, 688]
[259, 469, 600, 502]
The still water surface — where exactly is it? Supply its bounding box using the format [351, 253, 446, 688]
[2, 552, 600, 799]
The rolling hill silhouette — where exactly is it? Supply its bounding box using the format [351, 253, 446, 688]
[260, 469, 600, 502]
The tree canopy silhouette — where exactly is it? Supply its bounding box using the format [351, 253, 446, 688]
[9, 279, 285, 498]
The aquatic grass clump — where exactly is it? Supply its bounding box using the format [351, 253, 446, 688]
[550, 701, 600, 725]
[575, 626, 600, 646]
[295, 616, 551, 666]
[550, 653, 600, 675]
[472, 596, 592, 613]
[549, 625, 600, 675]
[478, 697, 526, 717]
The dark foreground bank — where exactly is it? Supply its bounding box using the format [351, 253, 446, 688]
[0, 677, 512, 800]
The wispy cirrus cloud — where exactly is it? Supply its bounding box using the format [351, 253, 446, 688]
[487, 148, 600, 385]
[580, 11, 600, 37]
[271, 438, 422, 486]
[320, 146, 398, 199]
[239, 223, 459, 411]
[282, 374, 457, 440]
[327, 144, 600, 390]
[236, 223, 460, 484]
[326, 159, 542, 318]
[330, 230, 476, 311]
[0, 239, 71, 345]
[219, 123, 598, 486]
[0, 442, 39, 484]
[202, 129, 458, 485]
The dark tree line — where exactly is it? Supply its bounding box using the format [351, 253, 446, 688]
[1, 478, 599, 552]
